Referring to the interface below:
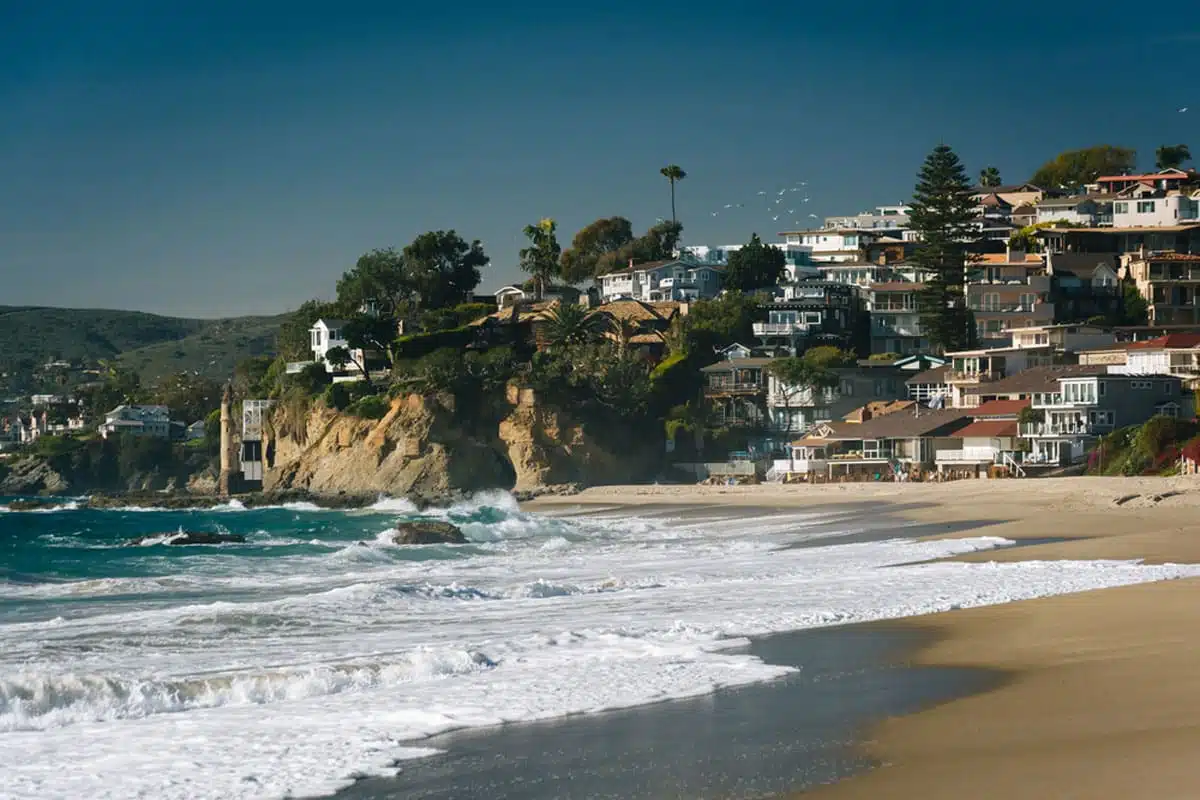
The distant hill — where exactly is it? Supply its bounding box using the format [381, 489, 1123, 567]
[0, 306, 287, 384]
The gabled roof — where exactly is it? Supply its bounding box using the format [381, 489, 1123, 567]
[977, 252, 1043, 265]
[953, 420, 1018, 438]
[597, 259, 679, 278]
[977, 193, 1013, 209]
[971, 183, 1043, 194]
[700, 356, 776, 372]
[807, 406, 973, 441]
[1096, 169, 1190, 182]
[313, 318, 349, 329]
[596, 299, 668, 324]
[978, 364, 1108, 395]
[906, 365, 950, 385]
[971, 399, 1031, 417]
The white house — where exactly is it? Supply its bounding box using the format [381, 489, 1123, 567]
[823, 205, 911, 232]
[596, 259, 723, 303]
[99, 405, 171, 439]
[1107, 333, 1200, 388]
[186, 420, 207, 440]
[1034, 195, 1114, 227]
[495, 286, 527, 309]
[1009, 324, 1116, 353]
[778, 229, 881, 263]
[309, 319, 367, 376]
[1111, 191, 1200, 228]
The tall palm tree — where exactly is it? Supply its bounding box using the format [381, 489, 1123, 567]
[542, 302, 599, 350]
[660, 165, 687, 226]
[519, 218, 562, 301]
[605, 315, 640, 358]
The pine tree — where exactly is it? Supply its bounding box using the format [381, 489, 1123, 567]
[910, 145, 979, 353]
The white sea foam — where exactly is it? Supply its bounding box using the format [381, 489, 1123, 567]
[3, 501, 1200, 799]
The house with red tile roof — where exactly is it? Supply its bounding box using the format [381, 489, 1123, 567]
[1108, 333, 1200, 388]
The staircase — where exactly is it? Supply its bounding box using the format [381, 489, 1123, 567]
[1001, 452, 1027, 478]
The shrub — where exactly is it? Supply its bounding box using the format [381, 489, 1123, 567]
[323, 382, 354, 411]
[393, 326, 475, 360]
[346, 394, 390, 419]
[867, 352, 900, 362]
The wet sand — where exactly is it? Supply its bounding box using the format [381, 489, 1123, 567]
[531, 477, 1200, 799]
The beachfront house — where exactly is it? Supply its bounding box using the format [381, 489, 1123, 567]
[1020, 374, 1184, 465]
[943, 344, 1059, 408]
[754, 282, 860, 355]
[771, 405, 973, 482]
[933, 400, 1030, 477]
[765, 363, 908, 435]
[702, 356, 771, 428]
[98, 405, 171, 439]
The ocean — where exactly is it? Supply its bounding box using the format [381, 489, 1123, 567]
[2, 493, 1198, 800]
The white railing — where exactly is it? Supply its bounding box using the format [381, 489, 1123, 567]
[935, 446, 999, 463]
[753, 322, 811, 336]
[1002, 451, 1027, 478]
[1020, 422, 1099, 437]
[771, 458, 828, 475]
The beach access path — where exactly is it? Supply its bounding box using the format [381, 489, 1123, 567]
[527, 477, 1200, 799]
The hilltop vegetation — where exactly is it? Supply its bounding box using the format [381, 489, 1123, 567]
[0, 306, 285, 388]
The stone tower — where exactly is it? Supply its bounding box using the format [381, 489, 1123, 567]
[218, 382, 234, 496]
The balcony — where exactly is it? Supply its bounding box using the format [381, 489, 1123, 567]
[705, 381, 765, 396]
[771, 458, 829, 475]
[946, 370, 1003, 383]
[754, 322, 813, 337]
[1020, 422, 1103, 437]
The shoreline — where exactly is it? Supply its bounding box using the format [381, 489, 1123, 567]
[531, 478, 1200, 799]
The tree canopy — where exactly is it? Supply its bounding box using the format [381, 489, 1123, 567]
[1156, 144, 1192, 170]
[723, 233, 786, 292]
[559, 217, 635, 284]
[401, 230, 488, 311]
[660, 164, 687, 226]
[1030, 146, 1137, 190]
[680, 292, 759, 360]
[910, 144, 979, 353]
[978, 166, 1002, 187]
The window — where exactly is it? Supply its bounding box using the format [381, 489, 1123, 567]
[1137, 201, 1156, 214]
[1114, 202, 1128, 214]
[1131, 380, 1152, 390]
[873, 380, 884, 396]
[1019, 293, 1037, 310]
[1099, 381, 1106, 396]
[840, 379, 854, 396]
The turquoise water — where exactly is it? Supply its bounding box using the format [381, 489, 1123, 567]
[4, 495, 1199, 800]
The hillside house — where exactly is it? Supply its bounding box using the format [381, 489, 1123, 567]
[99, 405, 171, 439]
[1093, 169, 1192, 195]
[1122, 253, 1200, 326]
[868, 282, 926, 355]
[1107, 333, 1200, 388]
[968, 251, 1053, 343]
[1035, 194, 1116, 227]
[597, 259, 723, 303]
[766, 364, 907, 434]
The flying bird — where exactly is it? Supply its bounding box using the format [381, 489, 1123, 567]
[772, 215, 779, 221]
[778, 189, 787, 196]
[724, 203, 732, 208]
[787, 209, 795, 214]
[757, 190, 767, 195]
[1180, 107, 1189, 113]
[808, 213, 818, 218]
[711, 211, 719, 216]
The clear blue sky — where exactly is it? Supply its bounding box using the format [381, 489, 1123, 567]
[2, 1, 1196, 317]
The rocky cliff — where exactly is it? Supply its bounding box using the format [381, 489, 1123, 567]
[264, 386, 657, 497]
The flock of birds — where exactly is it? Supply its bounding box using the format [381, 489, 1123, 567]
[707, 181, 821, 229]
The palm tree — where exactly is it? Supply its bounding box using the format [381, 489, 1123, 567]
[542, 302, 599, 350]
[1156, 144, 1192, 170]
[605, 315, 640, 358]
[660, 165, 687, 226]
[519, 218, 562, 301]
[979, 166, 1002, 188]
[662, 316, 690, 358]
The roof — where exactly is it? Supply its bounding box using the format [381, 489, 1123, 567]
[977, 252, 1043, 265]
[1037, 223, 1200, 234]
[841, 400, 916, 422]
[977, 194, 1013, 208]
[906, 365, 949, 385]
[972, 399, 1031, 417]
[313, 318, 349, 329]
[979, 364, 1108, 395]
[953, 420, 1019, 438]
[816, 406, 973, 440]
[1035, 193, 1118, 208]
[1128, 333, 1200, 350]
[596, 299, 668, 324]
[1097, 171, 1190, 183]
[700, 357, 776, 372]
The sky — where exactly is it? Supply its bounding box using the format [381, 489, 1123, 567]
[2, 1, 1197, 318]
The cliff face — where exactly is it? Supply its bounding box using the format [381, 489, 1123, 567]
[264, 387, 658, 497]
[500, 385, 648, 491]
[0, 450, 216, 497]
[264, 393, 515, 496]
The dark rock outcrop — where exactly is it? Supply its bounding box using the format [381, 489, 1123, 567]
[85, 489, 377, 511]
[390, 520, 467, 545]
[5, 499, 61, 511]
[125, 531, 247, 546]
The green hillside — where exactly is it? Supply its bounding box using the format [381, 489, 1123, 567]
[116, 315, 286, 380]
[0, 306, 287, 386]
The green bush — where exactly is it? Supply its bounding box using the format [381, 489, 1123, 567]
[286, 362, 331, 395]
[323, 382, 354, 411]
[346, 394, 390, 419]
[393, 326, 475, 360]
[867, 352, 900, 362]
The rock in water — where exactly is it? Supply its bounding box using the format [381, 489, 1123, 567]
[125, 532, 247, 546]
[390, 521, 466, 545]
[5, 499, 59, 511]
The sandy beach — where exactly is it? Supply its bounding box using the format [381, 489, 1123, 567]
[528, 477, 1200, 799]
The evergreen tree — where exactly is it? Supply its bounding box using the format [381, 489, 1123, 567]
[910, 145, 979, 353]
